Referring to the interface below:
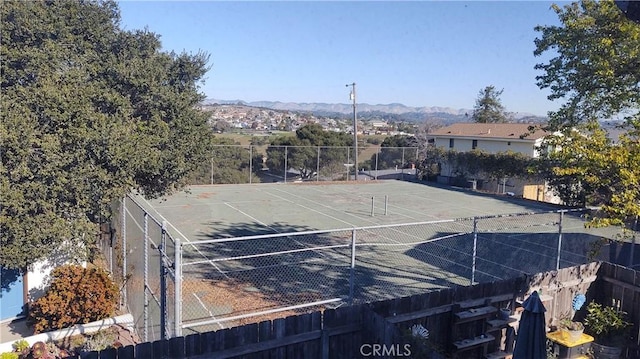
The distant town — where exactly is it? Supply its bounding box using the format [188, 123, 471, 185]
[200, 100, 549, 136]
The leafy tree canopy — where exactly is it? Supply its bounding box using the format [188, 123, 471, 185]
[471, 85, 509, 123]
[265, 124, 352, 179]
[534, 0, 640, 129]
[376, 135, 419, 170]
[534, 0, 640, 228]
[186, 137, 262, 185]
[380, 135, 418, 148]
[1, 0, 213, 269]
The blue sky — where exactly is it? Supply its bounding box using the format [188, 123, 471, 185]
[117, 1, 569, 116]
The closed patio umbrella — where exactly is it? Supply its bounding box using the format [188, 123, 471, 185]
[513, 291, 547, 359]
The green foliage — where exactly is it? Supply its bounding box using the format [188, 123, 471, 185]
[584, 301, 631, 346]
[11, 340, 29, 353]
[1, 0, 213, 269]
[534, 0, 640, 129]
[372, 135, 419, 170]
[81, 329, 117, 353]
[365, 136, 383, 145]
[186, 137, 262, 184]
[538, 124, 640, 226]
[418, 147, 533, 189]
[534, 0, 640, 228]
[266, 124, 353, 179]
[558, 317, 584, 331]
[5, 340, 62, 359]
[28, 265, 118, 334]
[471, 85, 509, 123]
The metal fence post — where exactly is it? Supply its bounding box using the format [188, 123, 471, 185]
[401, 147, 405, 180]
[556, 210, 564, 271]
[143, 212, 149, 342]
[346, 147, 350, 181]
[629, 216, 638, 268]
[316, 146, 320, 182]
[371, 197, 375, 217]
[375, 151, 379, 180]
[160, 221, 167, 341]
[210, 157, 214, 185]
[174, 237, 182, 338]
[349, 229, 356, 304]
[249, 145, 253, 184]
[121, 197, 127, 309]
[471, 217, 478, 285]
[384, 195, 388, 216]
[284, 146, 288, 183]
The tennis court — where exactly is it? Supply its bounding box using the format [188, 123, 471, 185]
[123, 181, 622, 336]
[136, 181, 566, 236]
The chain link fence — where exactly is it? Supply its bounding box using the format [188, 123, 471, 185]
[101, 197, 628, 339]
[186, 145, 420, 184]
[107, 196, 180, 342]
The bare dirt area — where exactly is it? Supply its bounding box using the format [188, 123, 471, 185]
[182, 277, 325, 328]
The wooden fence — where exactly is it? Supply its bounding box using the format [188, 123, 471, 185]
[73, 262, 638, 359]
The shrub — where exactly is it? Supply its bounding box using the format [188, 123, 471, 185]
[0, 352, 19, 359]
[28, 265, 118, 333]
[583, 301, 631, 346]
[81, 329, 117, 353]
[11, 340, 29, 353]
[31, 341, 47, 359]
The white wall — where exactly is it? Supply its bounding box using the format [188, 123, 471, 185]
[27, 241, 87, 301]
[433, 137, 541, 157]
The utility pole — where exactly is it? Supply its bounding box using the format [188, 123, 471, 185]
[346, 82, 358, 180]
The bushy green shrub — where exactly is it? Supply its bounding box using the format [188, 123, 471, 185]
[0, 352, 19, 359]
[10, 340, 29, 353]
[28, 265, 118, 333]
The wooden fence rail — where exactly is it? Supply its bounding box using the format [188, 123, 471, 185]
[71, 262, 638, 359]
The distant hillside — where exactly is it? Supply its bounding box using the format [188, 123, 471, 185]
[203, 99, 548, 124]
[204, 99, 470, 116]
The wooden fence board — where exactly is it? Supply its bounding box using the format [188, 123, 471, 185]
[117, 344, 134, 359]
[85, 263, 639, 359]
[152, 339, 167, 359]
[183, 333, 200, 356]
[168, 336, 184, 358]
[134, 342, 152, 359]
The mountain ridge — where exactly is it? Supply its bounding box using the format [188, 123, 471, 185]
[205, 99, 473, 116]
[203, 99, 545, 121]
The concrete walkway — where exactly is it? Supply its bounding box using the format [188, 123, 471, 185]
[0, 318, 32, 347]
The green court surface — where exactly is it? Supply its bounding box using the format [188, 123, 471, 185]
[135, 181, 576, 241]
[127, 181, 625, 332]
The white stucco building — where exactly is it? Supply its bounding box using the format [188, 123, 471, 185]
[429, 123, 548, 157]
[427, 123, 560, 203]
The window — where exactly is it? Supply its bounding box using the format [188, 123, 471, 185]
[508, 141, 511, 146]
[449, 138, 454, 148]
[472, 140, 478, 149]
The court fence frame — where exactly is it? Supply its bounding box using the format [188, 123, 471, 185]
[190, 145, 421, 184]
[106, 194, 622, 340]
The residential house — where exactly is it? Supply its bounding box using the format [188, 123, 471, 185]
[429, 122, 548, 157]
[428, 123, 559, 202]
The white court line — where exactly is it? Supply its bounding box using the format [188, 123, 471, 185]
[191, 293, 225, 330]
[136, 196, 230, 279]
[268, 187, 511, 280]
[263, 191, 357, 227]
[223, 202, 331, 259]
[304, 186, 437, 220]
[153, 199, 290, 208]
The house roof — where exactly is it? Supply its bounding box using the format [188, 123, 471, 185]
[429, 123, 548, 141]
